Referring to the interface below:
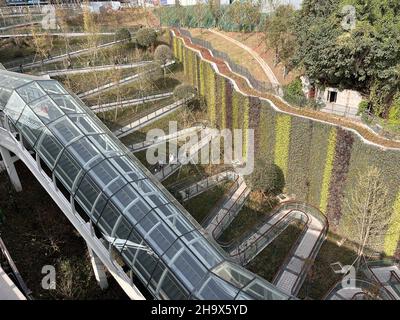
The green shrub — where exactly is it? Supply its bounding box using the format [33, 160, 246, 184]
[244, 158, 285, 196]
[115, 28, 131, 41]
[136, 28, 157, 49]
[388, 93, 400, 125]
[283, 78, 307, 107]
[173, 83, 197, 100]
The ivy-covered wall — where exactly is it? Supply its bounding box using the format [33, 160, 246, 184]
[171, 33, 400, 257]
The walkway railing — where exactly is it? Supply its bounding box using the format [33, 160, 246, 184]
[113, 96, 191, 138]
[176, 170, 239, 202]
[78, 61, 175, 99]
[272, 203, 328, 296]
[91, 91, 172, 114]
[8, 39, 127, 71]
[204, 177, 250, 239]
[127, 124, 203, 153]
[177, 28, 281, 95]
[225, 204, 310, 266]
[324, 279, 394, 300]
[0, 237, 32, 299]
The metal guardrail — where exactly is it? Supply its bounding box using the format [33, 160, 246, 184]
[0, 237, 32, 299]
[114, 96, 191, 138]
[324, 278, 394, 300]
[177, 28, 281, 95]
[272, 202, 328, 296]
[91, 91, 172, 114]
[208, 180, 250, 240]
[228, 207, 309, 266]
[177, 171, 238, 202]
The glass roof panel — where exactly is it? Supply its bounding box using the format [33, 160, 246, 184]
[15, 106, 44, 146]
[195, 275, 239, 300]
[3, 91, 26, 122]
[0, 72, 292, 301]
[49, 116, 82, 145]
[51, 94, 84, 114]
[16, 81, 46, 103]
[38, 80, 68, 95]
[30, 96, 63, 124]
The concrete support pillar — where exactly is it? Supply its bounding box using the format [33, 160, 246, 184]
[0, 146, 22, 192]
[86, 223, 108, 290]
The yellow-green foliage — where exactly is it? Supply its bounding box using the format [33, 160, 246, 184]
[242, 96, 250, 158]
[319, 128, 337, 213]
[232, 91, 240, 129]
[172, 38, 178, 58]
[219, 77, 226, 129]
[206, 63, 216, 126]
[199, 60, 206, 96]
[384, 191, 400, 256]
[274, 115, 291, 178]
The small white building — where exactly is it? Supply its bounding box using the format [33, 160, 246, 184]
[301, 76, 363, 119]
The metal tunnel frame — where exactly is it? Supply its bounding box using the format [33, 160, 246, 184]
[0, 69, 292, 300]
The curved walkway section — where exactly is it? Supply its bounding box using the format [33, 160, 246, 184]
[0, 69, 291, 300]
[171, 28, 400, 150]
[8, 39, 125, 71]
[41, 61, 152, 77]
[78, 61, 175, 99]
[91, 92, 173, 114]
[128, 124, 203, 153]
[113, 96, 192, 138]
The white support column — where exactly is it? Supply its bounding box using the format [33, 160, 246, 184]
[86, 223, 108, 290]
[0, 146, 22, 192]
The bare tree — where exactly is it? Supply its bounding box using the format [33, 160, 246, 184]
[154, 44, 172, 85]
[341, 166, 393, 266]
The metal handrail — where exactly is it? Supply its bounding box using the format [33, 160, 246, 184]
[201, 175, 241, 227]
[209, 181, 250, 240]
[176, 27, 282, 95]
[0, 237, 32, 299]
[114, 97, 189, 137]
[272, 203, 328, 295]
[227, 207, 310, 262]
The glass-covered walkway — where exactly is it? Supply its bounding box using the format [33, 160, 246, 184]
[0, 69, 291, 300]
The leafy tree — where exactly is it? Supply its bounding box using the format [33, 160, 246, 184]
[244, 158, 285, 199]
[136, 28, 157, 50]
[264, 4, 297, 74]
[340, 166, 393, 266]
[293, 0, 400, 116]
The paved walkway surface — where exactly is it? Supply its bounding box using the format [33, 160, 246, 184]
[91, 92, 173, 113]
[41, 61, 151, 77]
[209, 29, 281, 89]
[205, 179, 250, 238]
[8, 39, 123, 71]
[274, 213, 325, 295]
[113, 96, 189, 138]
[0, 266, 26, 300]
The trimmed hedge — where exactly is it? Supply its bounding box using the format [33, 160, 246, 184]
[274, 115, 291, 180]
[384, 192, 400, 256]
[319, 128, 337, 214]
[286, 117, 313, 201]
[326, 129, 354, 227]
